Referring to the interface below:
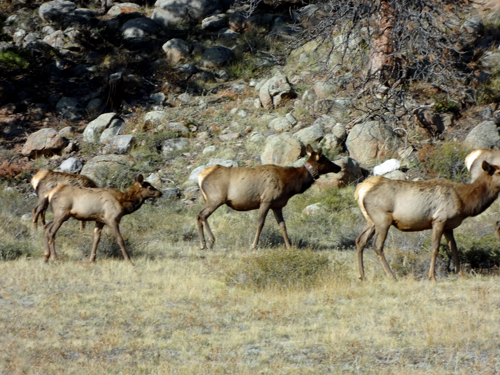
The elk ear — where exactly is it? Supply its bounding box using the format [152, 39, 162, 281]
[482, 160, 497, 175]
[135, 174, 144, 183]
[306, 144, 314, 156]
[316, 147, 323, 160]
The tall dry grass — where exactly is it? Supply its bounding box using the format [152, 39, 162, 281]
[1, 182, 500, 373]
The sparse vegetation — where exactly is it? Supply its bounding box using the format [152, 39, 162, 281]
[418, 142, 471, 183]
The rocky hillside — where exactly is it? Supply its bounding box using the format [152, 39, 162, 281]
[1, 0, 500, 195]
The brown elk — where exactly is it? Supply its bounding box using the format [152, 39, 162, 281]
[355, 160, 500, 281]
[43, 175, 162, 264]
[197, 145, 341, 250]
[31, 169, 98, 230]
[465, 149, 500, 182]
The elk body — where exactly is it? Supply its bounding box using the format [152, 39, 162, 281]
[355, 160, 500, 281]
[43, 175, 162, 264]
[465, 149, 500, 182]
[31, 169, 97, 230]
[197, 145, 341, 250]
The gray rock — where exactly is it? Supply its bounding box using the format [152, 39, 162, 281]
[144, 110, 168, 124]
[39, 0, 76, 22]
[464, 121, 500, 149]
[293, 123, 324, 145]
[83, 113, 117, 143]
[268, 116, 293, 132]
[201, 46, 232, 68]
[121, 17, 159, 39]
[383, 170, 407, 181]
[103, 135, 135, 154]
[162, 138, 189, 155]
[481, 52, 500, 70]
[202, 14, 228, 30]
[187, 158, 238, 184]
[150, 92, 166, 104]
[313, 81, 338, 99]
[332, 123, 347, 141]
[56, 157, 84, 174]
[81, 154, 135, 188]
[346, 121, 402, 164]
[100, 118, 124, 143]
[162, 38, 191, 64]
[320, 134, 342, 151]
[21, 128, 67, 158]
[261, 133, 303, 166]
[259, 72, 296, 110]
[56, 97, 85, 122]
[203, 145, 216, 154]
[302, 202, 323, 215]
[107, 3, 141, 16]
[58, 126, 77, 139]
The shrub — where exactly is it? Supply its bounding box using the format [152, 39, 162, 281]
[418, 142, 470, 183]
[0, 50, 29, 70]
[0, 241, 35, 261]
[225, 248, 330, 289]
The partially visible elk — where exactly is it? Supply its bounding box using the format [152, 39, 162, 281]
[31, 169, 97, 230]
[355, 160, 500, 281]
[197, 145, 341, 250]
[43, 175, 162, 265]
[465, 149, 500, 182]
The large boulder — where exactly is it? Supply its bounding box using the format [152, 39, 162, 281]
[39, 0, 76, 22]
[152, 0, 233, 28]
[464, 120, 500, 150]
[259, 72, 296, 110]
[56, 157, 84, 174]
[83, 113, 118, 143]
[293, 124, 324, 145]
[121, 17, 159, 39]
[346, 121, 402, 163]
[107, 3, 142, 16]
[21, 128, 67, 158]
[81, 154, 135, 188]
[162, 38, 191, 65]
[201, 46, 232, 68]
[261, 133, 303, 166]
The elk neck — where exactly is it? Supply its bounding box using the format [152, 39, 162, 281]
[457, 175, 500, 217]
[120, 185, 147, 214]
[304, 162, 320, 180]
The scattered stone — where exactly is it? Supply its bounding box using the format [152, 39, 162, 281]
[203, 145, 216, 154]
[162, 38, 191, 64]
[373, 159, 401, 176]
[83, 113, 117, 143]
[121, 17, 159, 40]
[56, 97, 85, 122]
[268, 116, 293, 132]
[293, 123, 324, 145]
[103, 135, 135, 154]
[162, 138, 190, 155]
[81, 154, 135, 187]
[107, 3, 141, 16]
[464, 120, 500, 149]
[317, 156, 363, 187]
[201, 46, 232, 68]
[219, 133, 241, 141]
[39, 0, 76, 22]
[100, 118, 124, 143]
[259, 72, 296, 110]
[56, 157, 84, 173]
[58, 126, 77, 139]
[261, 133, 303, 166]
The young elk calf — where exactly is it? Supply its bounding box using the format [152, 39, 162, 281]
[355, 160, 500, 282]
[43, 175, 162, 265]
[31, 169, 97, 230]
[197, 145, 341, 250]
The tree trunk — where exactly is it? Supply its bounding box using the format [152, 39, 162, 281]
[368, 0, 395, 81]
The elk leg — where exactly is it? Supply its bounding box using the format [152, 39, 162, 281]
[197, 203, 221, 250]
[373, 221, 395, 280]
[272, 208, 291, 248]
[89, 222, 104, 263]
[355, 223, 376, 280]
[251, 203, 270, 249]
[44, 214, 70, 261]
[107, 221, 133, 265]
[443, 229, 463, 277]
[32, 197, 49, 230]
[428, 222, 445, 282]
[80, 221, 86, 232]
[43, 221, 53, 261]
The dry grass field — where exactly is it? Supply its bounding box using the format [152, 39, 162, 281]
[1, 183, 500, 374]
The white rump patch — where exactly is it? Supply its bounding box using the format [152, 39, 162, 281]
[465, 150, 484, 171]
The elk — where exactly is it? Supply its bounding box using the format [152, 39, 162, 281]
[43, 174, 162, 265]
[355, 160, 500, 281]
[31, 169, 98, 230]
[197, 145, 341, 250]
[465, 149, 500, 182]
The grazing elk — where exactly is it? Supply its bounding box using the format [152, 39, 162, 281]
[355, 160, 500, 281]
[197, 145, 341, 250]
[43, 175, 162, 265]
[31, 169, 97, 230]
[465, 149, 500, 182]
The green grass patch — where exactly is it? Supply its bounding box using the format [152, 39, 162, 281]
[0, 50, 29, 70]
